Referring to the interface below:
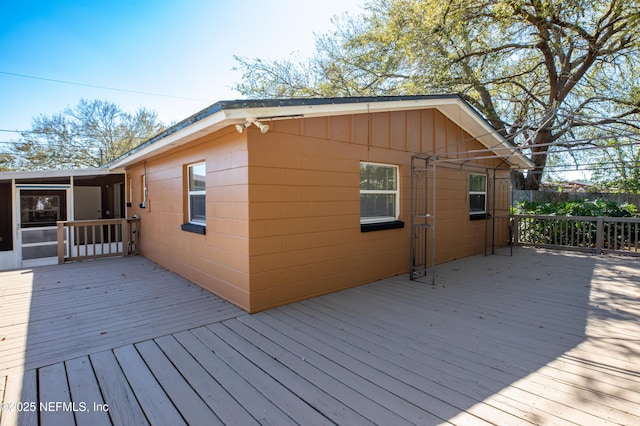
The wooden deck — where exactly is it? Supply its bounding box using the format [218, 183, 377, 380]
[1, 248, 639, 425]
[0, 257, 242, 374]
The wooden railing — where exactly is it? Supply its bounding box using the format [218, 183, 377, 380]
[513, 214, 640, 256]
[57, 218, 140, 264]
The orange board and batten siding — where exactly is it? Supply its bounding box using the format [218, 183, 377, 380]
[125, 109, 509, 312]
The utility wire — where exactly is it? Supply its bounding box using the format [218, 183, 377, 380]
[0, 70, 211, 102]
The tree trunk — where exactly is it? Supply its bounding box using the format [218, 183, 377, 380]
[511, 169, 526, 189]
[511, 130, 551, 190]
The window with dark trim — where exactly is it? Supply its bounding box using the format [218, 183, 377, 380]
[360, 162, 400, 224]
[19, 189, 67, 228]
[187, 162, 206, 225]
[469, 173, 487, 217]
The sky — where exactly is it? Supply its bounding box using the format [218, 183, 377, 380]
[0, 1, 589, 181]
[0, 0, 366, 134]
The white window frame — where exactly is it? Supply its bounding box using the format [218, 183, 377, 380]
[187, 162, 206, 225]
[141, 175, 147, 207]
[360, 162, 400, 224]
[469, 173, 487, 216]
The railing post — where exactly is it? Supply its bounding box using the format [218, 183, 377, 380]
[134, 219, 140, 255]
[595, 217, 604, 254]
[512, 216, 519, 246]
[122, 218, 130, 257]
[57, 221, 65, 264]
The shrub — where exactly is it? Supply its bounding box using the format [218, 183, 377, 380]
[514, 199, 640, 217]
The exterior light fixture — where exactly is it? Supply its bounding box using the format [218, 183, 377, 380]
[235, 119, 270, 134]
[235, 121, 251, 133]
[253, 121, 269, 133]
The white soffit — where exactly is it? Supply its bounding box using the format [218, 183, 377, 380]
[434, 100, 532, 169]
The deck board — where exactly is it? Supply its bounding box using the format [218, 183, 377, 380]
[89, 351, 148, 426]
[38, 363, 75, 426]
[152, 335, 257, 425]
[237, 314, 427, 426]
[0, 257, 244, 374]
[0, 371, 37, 426]
[1, 248, 640, 425]
[189, 326, 332, 425]
[65, 357, 111, 426]
[113, 345, 185, 425]
[262, 306, 525, 425]
[133, 340, 221, 425]
[211, 321, 375, 425]
[171, 330, 299, 426]
[282, 301, 538, 424]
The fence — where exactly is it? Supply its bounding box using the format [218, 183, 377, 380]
[513, 214, 640, 256]
[57, 218, 140, 263]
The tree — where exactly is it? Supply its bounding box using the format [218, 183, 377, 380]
[11, 99, 165, 170]
[588, 136, 640, 193]
[0, 153, 16, 171]
[234, 0, 640, 189]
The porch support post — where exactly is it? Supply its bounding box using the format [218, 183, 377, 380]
[57, 222, 65, 264]
[122, 218, 130, 257]
[595, 217, 604, 254]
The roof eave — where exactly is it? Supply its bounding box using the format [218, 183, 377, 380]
[430, 98, 533, 169]
[108, 108, 229, 170]
[0, 167, 113, 181]
[108, 96, 533, 170]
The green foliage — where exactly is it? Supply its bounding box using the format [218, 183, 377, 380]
[8, 99, 165, 171]
[515, 199, 640, 250]
[0, 153, 16, 171]
[514, 199, 640, 217]
[234, 0, 640, 190]
[589, 179, 640, 194]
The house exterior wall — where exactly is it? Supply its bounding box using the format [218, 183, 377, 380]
[125, 109, 511, 312]
[246, 110, 508, 311]
[125, 131, 252, 308]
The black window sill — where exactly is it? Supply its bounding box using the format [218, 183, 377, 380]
[470, 213, 488, 221]
[181, 223, 206, 235]
[361, 220, 405, 232]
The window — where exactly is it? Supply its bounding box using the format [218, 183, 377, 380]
[469, 173, 487, 216]
[187, 163, 207, 225]
[187, 162, 206, 225]
[19, 190, 67, 228]
[140, 175, 147, 208]
[360, 162, 399, 224]
[128, 177, 133, 204]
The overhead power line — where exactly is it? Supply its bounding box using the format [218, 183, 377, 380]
[0, 129, 73, 135]
[0, 129, 152, 140]
[0, 70, 211, 102]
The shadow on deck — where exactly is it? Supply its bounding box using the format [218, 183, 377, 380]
[1, 248, 639, 425]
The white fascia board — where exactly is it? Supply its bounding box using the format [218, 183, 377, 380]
[109, 97, 533, 170]
[108, 109, 231, 170]
[0, 168, 112, 181]
[436, 99, 533, 169]
[229, 98, 532, 168]
[223, 97, 460, 120]
[110, 101, 443, 169]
